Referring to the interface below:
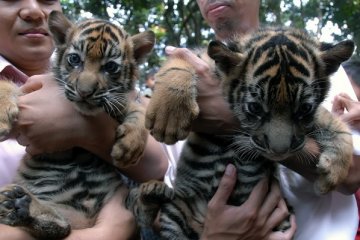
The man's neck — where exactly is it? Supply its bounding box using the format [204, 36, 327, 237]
[216, 21, 259, 41]
[0, 54, 50, 76]
[21, 67, 49, 76]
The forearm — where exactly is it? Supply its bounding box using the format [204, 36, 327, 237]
[0, 224, 34, 240]
[119, 135, 169, 182]
[65, 186, 139, 240]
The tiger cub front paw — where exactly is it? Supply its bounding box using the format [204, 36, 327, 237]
[138, 180, 175, 203]
[126, 180, 174, 227]
[315, 143, 352, 194]
[145, 72, 199, 144]
[0, 185, 32, 226]
[0, 81, 20, 140]
[111, 123, 148, 168]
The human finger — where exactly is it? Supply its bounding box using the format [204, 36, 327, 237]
[258, 180, 282, 220]
[243, 177, 269, 210]
[20, 76, 43, 94]
[338, 92, 353, 100]
[16, 134, 30, 147]
[24, 145, 42, 156]
[339, 101, 360, 123]
[165, 46, 208, 71]
[268, 214, 297, 240]
[266, 198, 290, 230]
[208, 164, 237, 206]
[332, 95, 346, 116]
[336, 94, 358, 110]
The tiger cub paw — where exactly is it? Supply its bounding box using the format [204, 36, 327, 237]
[145, 94, 199, 145]
[111, 123, 148, 168]
[315, 152, 350, 194]
[0, 81, 20, 140]
[0, 185, 32, 226]
[127, 180, 174, 227]
[139, 180, 175, 203]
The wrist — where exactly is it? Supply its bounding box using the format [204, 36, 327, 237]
[78, 113, 117, 162]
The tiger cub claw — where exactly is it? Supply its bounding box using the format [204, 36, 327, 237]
[111, 123, 148, 168]
[315, 152, 350, 195]
[145, 95, 199, 145]
[139, 180, 175, 202]
[127, 180, 174, 227]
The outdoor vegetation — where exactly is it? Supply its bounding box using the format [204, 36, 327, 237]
[60, 0, 360, 84]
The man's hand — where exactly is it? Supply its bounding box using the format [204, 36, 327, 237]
[332, 92, 360, 131]
[13, 74, 117, 161]
[201, 164, 296, 240]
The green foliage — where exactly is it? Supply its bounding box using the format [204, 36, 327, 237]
[60, 0, 360, 74]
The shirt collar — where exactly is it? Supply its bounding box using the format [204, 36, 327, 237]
[0, 55, 28, 84]
[0, 55, 10, 72]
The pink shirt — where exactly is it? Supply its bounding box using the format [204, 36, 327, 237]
[0, 55, 28, 186]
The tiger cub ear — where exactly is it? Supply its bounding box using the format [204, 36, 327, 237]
[207, 40, 244, 75]
[320, 40, 354, 75]
[48, 11, 74, 46]
[131, 31, 156, 64]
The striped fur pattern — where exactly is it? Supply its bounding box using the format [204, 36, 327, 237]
[131, 27, 354, 239]
[0, 11, 154, 239]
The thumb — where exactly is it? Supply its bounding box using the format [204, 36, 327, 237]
[211, 164, 237, 205]
[20, 76, 43, 94]
[164, 45, 177, 56]
[25, 145, 42, 156]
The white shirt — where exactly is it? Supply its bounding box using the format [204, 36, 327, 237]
[163, 66, 359, 240]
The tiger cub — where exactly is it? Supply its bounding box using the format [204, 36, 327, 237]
[0, 11, 154, 239]
[128, 27, 354, 239]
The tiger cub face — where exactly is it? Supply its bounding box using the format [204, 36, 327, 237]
[208, 27, 354, 161]
[48, 11, 155, 116]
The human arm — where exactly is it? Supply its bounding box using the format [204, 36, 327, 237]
[0, 186, 137, 240]
[64, 186, 138, 240]
[201, 164, 296, 240]
[14, 74, 167, 182]
[0, 225, 35, 240]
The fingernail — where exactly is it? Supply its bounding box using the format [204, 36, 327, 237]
[165, 46, 175, 54]
[225, 164, 235, 176]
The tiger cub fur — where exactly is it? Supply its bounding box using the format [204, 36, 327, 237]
[0, 11, 154, 239]
[128, 27, 354, 239]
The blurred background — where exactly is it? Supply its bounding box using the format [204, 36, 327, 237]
[60, 0, 360, 88]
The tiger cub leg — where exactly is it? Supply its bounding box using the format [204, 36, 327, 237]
[159, 199, 198, 240]
[130, 182, 200, 239]
[313, 106, 353, 194]
[111, 102, 148, 168]
[126, 180, 174, 227]
[0, 80, 20, 140]
[0, 184, 70, 240]
[145, 58, 199, 144]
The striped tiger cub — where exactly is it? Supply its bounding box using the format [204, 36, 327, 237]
[0, 11, 154, 239]
[128, 27, 354, 239]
